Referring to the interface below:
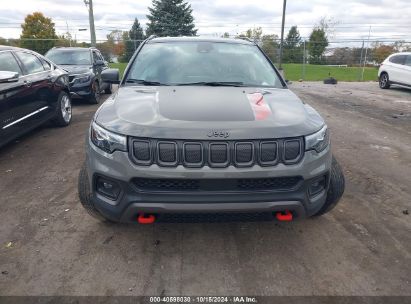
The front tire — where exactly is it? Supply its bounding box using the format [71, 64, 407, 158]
[78, 162, 110, 222]
[313, 156, 345, 216]
[51, 91, 72, 127]
[379, 72, 390, 89]
[88, 80, 100, 104]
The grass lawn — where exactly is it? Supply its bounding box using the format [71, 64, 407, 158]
[109, 62, 128, 78]
[110, 62, 379, 82]
[282, 63, 378, 82]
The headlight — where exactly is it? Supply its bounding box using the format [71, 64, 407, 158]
[305, 125, 330, 153]
[73, 74, 91, 84]
[90, 121, 127, 153]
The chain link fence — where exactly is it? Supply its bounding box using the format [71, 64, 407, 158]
[2, 37, 410, 81]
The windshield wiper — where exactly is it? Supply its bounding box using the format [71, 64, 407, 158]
[176, 81, 245, 87]
[126, 79, 168, 86]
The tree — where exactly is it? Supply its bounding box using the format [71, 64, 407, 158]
[104, 30, 126, 61]
[122, 18, 145, 62]
[20, 12, 57, 54]
[146, 0, 197, 37]
[392, 40, 411, 52]
[221, 32, 230, 38]
[372, 43, 395, 64]
[308, 28, 328, 64]
[54, 34, 72, 47]
[261, 34, 279, 63]
[283, 26, 302, 63]
[241, 27, 263, 40]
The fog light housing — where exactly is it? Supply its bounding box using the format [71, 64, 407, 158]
[96, 177, 121, 200]
[308, 176, 326, 197]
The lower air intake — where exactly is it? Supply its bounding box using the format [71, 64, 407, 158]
[158, 212, 275, 223]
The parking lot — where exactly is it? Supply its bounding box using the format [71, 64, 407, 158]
[0, 82, 410, 296]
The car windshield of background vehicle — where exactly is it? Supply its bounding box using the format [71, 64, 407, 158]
[126, 42, 284, 88]
[45, 49, 92, 65]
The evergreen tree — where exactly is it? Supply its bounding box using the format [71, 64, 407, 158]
[283, 26, 302, 63]
[308, 28, 328, 64]
[261, 34, 280, 63]
[146, 0, 197, 37]
[122, 18, 145, 62]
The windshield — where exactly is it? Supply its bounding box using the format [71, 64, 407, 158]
[126, 41, 284, 88]
[45, 49, 91, 65]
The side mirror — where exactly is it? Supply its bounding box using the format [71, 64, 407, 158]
[0, 71, 19, 83]
[94, 59, 105, 67]
[101, 68, 120, 84]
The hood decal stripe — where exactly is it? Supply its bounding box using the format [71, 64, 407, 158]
[247, 93, 272, 121]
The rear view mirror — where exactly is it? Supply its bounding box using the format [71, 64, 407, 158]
[0, 71, 19, 83]
[101, 68, 120, 84]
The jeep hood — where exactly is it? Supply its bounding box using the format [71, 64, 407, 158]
[95, 86, 324, 140]
[58, 65, 92, 75]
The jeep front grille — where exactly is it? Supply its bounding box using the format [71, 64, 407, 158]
[129, 137, 303, 168]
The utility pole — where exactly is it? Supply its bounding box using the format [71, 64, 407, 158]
[84, 0, 96, 46]
[65, 21, 72, 47]
[278, 0, 287, 70]
[361, 26, 372, 81]
[302, 39, 306, 80]
[358, 40, 364, 81]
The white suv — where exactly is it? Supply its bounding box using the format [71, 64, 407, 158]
[378, 52, 411, 89]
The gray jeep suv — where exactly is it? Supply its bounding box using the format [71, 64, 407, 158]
[78, 37, 344, 223]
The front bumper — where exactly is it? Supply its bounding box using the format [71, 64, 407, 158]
[85, 138, 332, 223]
[69, 79, 93, 98]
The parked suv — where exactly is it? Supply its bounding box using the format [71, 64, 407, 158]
[378, 52, 411, 89]
[45, 47, 112, 103]
[78, 37, 345, 223]
[0, 46, 72, 148]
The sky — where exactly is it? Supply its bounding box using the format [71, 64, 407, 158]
[0, 0, 410, 47]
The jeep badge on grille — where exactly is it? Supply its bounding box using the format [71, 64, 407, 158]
[207, 130, 230, 138]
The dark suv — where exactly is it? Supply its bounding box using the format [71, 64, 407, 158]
[0, 46, 72, 148]
[45, 47, 112, 104]
[78, 37, 345, 224]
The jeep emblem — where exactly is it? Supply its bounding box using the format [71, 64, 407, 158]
[207, 130, 230, 138]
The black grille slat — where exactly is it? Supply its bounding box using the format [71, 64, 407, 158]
[184, 143, 203, 164]
[133, 140, 151, 165]
[133, 141, 150, 161]
[132, 177, 301, 192]
[284, 140, 301, 161]
[235, 143, 253, 164]
[209, 143, 229, 166]
[130, 137, 303, 168]
[158, 142, 177, 164]
[260, 141, 277, 163]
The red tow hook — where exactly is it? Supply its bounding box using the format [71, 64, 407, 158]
[276, 210, 293, 222]
[137, 213, 156, 224]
